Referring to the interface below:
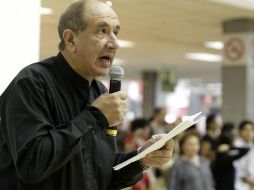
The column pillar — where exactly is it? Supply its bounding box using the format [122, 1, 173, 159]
[222, 18, 254, 124]
[142, 71, 158, 119]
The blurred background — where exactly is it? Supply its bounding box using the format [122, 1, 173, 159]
[1, 0, 254, 190]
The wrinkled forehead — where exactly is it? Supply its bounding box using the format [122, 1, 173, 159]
[85, 1, 120, 28]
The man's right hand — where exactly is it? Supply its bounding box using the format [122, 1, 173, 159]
[91, 91, 127, 127]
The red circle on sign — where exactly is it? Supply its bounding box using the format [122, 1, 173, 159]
[224, 37, 245, 61]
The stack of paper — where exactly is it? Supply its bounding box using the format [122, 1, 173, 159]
[113, 112, 202, 170]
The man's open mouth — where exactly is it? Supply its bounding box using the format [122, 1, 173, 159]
[99, 56, 111, 62]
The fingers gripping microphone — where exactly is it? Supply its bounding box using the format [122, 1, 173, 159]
[106, 66, 125, 136]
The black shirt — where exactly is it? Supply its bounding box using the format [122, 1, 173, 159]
[0, 52, 143, 190]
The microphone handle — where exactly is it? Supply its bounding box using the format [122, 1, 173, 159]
[106, 79, 121, 136]
[109, 79, 121, 93]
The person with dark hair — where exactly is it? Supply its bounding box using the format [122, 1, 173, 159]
[234, 120, 254, 190]
[123, 119, 152, 190]
[149, 107, 168, 136]
[168, 131, 214, 190]
[201, 114, 221, 162]
[211, 123, 249, 190]
[0, 1, 174, 189]
[124, 119, 150, 152]
[235, 120, 254, 147]
[148, 107, 169, 184]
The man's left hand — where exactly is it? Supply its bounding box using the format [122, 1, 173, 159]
[139, 134, 174, 168]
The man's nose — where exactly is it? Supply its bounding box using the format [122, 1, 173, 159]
[106, 34, 119, 50]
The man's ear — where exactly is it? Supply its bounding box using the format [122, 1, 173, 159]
[63, 29, 77, 53]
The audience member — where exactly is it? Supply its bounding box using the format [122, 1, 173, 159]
[168, 131, 214, 190]
[211, 123, 249, 190]
[149, 108, 168, 136]
[234, 120, 254, 190]
[201, 114, 221, 162]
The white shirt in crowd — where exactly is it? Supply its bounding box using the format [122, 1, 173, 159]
[234, 138, 253, 190]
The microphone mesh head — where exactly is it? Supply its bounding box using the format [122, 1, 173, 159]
[109, 66, 124, 80]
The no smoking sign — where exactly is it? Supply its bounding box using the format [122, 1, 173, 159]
[224, 37, 245, 61]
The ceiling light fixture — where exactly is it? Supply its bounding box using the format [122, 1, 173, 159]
[185, 52, 222, 62]
[205, 41, 224, 50]
[118, 40, 135, 48]
[40, 7, 53, 15]
[209, 0, 254, 10]
[113, 58, 125, 65]
[106, 1, 113, 7]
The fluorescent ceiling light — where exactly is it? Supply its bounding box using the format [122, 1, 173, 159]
[185, 52, 222, 62]
[118, 40, 135, 48]
[113, 58, 125, 65]
[205, 41, 224, 50]
[106, 1, 113, 7]
[40, 7, 53, 15]
[165, 114, 177, 124]
[209, 0, 254, 10]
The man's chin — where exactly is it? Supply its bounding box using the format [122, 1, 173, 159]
[94, 68, 109, 78]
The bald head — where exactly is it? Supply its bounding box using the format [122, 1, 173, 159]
[58, 0, 117, 51]
[85, 0, 118, 20]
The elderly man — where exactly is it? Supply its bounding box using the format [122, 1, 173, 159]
[0, 0, 174, 190]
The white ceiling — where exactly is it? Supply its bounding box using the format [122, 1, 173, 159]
[40, 0, 254, 80]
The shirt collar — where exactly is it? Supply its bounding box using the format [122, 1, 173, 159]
[55, 52, 90, 90]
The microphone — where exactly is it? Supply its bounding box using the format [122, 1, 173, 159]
[106, 65, 125, 136]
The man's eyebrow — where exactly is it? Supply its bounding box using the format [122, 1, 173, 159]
[96, 21, 120, 30]
[96, 22, 109, 28]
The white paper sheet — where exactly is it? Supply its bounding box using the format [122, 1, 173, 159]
[113, 112, 202, 170]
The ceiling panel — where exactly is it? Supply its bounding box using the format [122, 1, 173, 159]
[40, 0, 254, 80]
